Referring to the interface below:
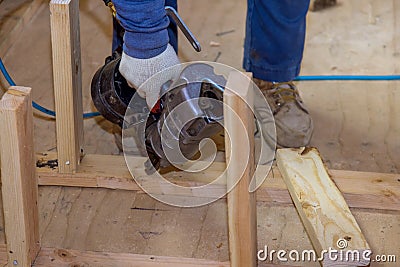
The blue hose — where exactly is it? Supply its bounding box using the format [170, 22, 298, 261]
[295, 75, 400, 81]
[0, 58, 100, 118]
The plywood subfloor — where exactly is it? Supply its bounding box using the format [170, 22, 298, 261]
[0, 0, 399, 266]
[37, 187, 399, 266]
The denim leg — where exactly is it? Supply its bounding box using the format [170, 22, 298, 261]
[243, 0, 310, 82]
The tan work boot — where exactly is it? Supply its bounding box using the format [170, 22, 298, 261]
[254, 78, 314, 148]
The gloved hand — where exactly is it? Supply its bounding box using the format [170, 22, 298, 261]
[119, 44, 180, 109]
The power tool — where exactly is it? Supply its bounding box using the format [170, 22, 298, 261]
[91, 6, 226, 170]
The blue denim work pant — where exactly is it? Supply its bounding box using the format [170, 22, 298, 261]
[243, 0, 310, 82]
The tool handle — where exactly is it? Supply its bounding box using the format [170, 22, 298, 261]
[165, 6, 201, 52]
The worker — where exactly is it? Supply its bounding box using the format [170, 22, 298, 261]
[111, 0, 313, 148]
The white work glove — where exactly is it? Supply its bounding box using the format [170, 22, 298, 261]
[119, 44, 180, 109]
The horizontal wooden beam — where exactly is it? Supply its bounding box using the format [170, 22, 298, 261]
[34, 247, 229, 267]
[0, 245, 299, 267]
[35, 153, 400, 211]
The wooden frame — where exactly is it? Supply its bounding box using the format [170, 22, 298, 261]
[2, 88, 398, 267]
[0, 77, 258, 266]
[0, 1, 399, 266]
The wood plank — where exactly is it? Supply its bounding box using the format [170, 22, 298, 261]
[36, 152, 139, 190]
[224, 72, 257, 267]
[32, 247, 299, 267]
[277, 147, 371, 266]
[0, 0, 46, 56]
[0, 87, 40, 266]
[0, 245, 297, 267]
[50, 0, 84, 173]
[34, 247, 230, 267]
[35, 153, 400, 211]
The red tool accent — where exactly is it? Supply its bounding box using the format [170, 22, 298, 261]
[151, 99, 161, 113]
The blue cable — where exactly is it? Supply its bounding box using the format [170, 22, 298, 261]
[83, 111, 101, 118]
[0, 58, 100, 118]
[2, 56, 400, 118]
[0, 58, 15, 85]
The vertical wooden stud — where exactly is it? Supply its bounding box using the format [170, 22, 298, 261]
[50, 0, 84, 173]
[0, 87, 40, 266]
[224, 72, 257, 267]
